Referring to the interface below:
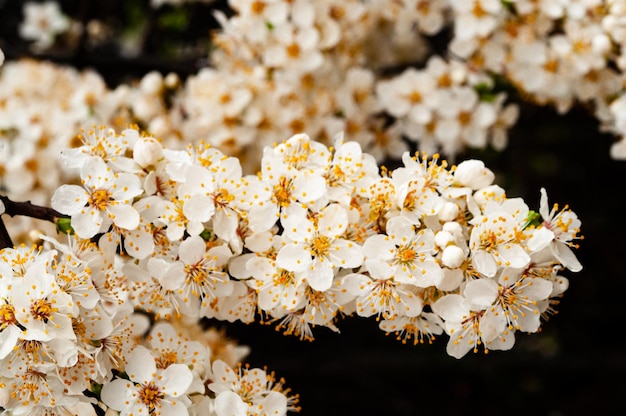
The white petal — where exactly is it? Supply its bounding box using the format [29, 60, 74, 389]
[318, 204, 348, 238]
[107, 203, 140, 230]
[341, 273, 371, 296]
[123, 226, 155, 259]
[431, 294, 469, 323]
[386, 216, 415, 243]
[183, 195, 215, 223]
[179, 235, 206, 265]
[362, 235, 395, 260]
[464, 278, 499, 310]
[101, 378, 137, 411]
[479, 309, 507, 342]
[328, 239, 363, 269]
[111, 173, 143, 201]
[259, 391, 288, 415]
[497, 244, 531, 269]
[276, 243, 311, 272]
[305, 261, 334, 292]
[214, 391, 248, 416]
[51, 185, 89, 215]
[247, 204, 279, 233]
[526, 227, 554, 253]
[472, 250, 497, 277]
[126, 346, 156, 384]
[446, 331, 474, 359]
[72, 209, 103, 239]
[160, 400, 190, 416]
[159, 364, 193, 397]
[396, 287, 423, 317]
[522, 277, 553, 301]
[552, 241, 582, 272]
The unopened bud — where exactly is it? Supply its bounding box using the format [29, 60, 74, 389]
[134, 137, 163, 169]
[454, 160, 494, 189]
[435, 231, 454, 249]
[438, 202, 459, 222]
[441, 245, 466, 269]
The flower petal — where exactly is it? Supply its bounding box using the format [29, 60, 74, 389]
[51, 184, 89, 215]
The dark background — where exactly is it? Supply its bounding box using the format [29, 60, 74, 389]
[2, 1, 625, 415]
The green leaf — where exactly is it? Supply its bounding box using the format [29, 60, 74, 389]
[158, 8, 189, 31]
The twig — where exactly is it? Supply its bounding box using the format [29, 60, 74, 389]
[0, 216, 13, 250]
[0, 195, 68, 223]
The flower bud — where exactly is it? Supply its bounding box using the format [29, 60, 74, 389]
[134, 137, 163, 169]
[435, 230, 454, 249]
[438, 202, 459, 222]
[442, 221, 463, 239]
[140, 71, 163, 95]
[454, 159, 494, 189]
[441, 245, 466, 269]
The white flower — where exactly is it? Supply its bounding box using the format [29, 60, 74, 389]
[101, 345, 193, 416]
[341, 261, 423, 320]
[431, 291, 510, 358]
[496, 269, 554, 333]
[169, 235, 234, 317]
[362, 216, 443, 287]
[469, 199, 531, 277]
[263, 22, 324, 73]
[11, 262, 77, 343]
[376, 68, 438, 123]
[526, 188, 583, 272]
[276, 203, 363, 291]
[209, 359, 295, 416]
[51, 157, 143, 239]
[19, 1, 70, 50]
[147, 321, 210, 394]
[450, 0, 502, 41]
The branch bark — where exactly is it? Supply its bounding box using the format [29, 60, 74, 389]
[0, 195, 69, 250]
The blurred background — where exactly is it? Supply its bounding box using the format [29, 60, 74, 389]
[2, 1, 625, 415]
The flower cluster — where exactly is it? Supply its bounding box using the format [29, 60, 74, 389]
[444, 0, 626, 160]
[9, 0, 626, 184]
[0, 238, 297, 415]
[43, 126, 582, 360]
[0, 0, 517, 229]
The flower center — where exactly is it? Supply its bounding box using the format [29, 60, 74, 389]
[185, 263, 209, 288]
[31, 299, 55, 323]
[311, 236, 331, 257]
[273, 177, 292, 207]
[139, 383, 164, 409]
[0, 303, 17, 326]
[213, 188, 235, 207]
[479, 230, 499, 251]
[89, 189, 111, 210]
[396, 245, 417, 264]
[156, 350, 178, 369]
[286, 43, 301, 59]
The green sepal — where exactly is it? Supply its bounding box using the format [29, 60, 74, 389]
[523, 210, 542, 229]
[199, 229, 213, 241]
[56, 217, 75, 235]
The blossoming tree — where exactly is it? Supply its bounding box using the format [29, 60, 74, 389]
[0, 0, 596, 415]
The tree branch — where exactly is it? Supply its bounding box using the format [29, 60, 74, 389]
[0, 195, 68, 223]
